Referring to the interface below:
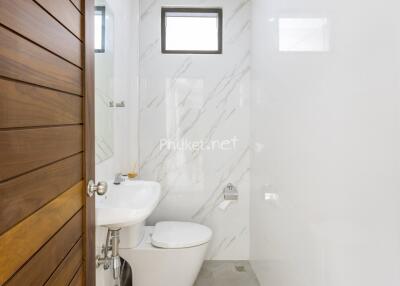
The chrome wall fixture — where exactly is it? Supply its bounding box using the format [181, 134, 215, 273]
[223, 183, 239, 201]
[108, 101, 126, 108]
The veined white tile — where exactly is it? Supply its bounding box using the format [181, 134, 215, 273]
[139, 0, 251, 260]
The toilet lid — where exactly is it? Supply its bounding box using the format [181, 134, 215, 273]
[151, 221, 212, 249]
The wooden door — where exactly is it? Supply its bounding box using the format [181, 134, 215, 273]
[0, 0, 95, 285]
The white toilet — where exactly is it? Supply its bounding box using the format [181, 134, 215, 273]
[120, 221, 212, 286]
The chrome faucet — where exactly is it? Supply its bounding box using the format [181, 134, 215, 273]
[113, 173, 124, 185]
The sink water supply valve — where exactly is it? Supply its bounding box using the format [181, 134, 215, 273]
[218, 183, 239, 211]
[97, 228, 122, 286]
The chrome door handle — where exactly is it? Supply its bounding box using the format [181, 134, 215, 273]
[87, 180, 108, 197]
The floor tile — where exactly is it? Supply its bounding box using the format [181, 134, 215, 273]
[195, 261, 260, 286]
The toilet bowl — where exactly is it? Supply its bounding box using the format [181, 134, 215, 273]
[120, 221, 212, 286]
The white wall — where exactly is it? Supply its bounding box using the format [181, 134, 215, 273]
[95, 0, 140, 182]
[139, 0, 251, 260]
[250, 0, 400, 285]
[95, 0, 140, 285]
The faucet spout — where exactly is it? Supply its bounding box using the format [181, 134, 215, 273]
[113, 173, 124, 185]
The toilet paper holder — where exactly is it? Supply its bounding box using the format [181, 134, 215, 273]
[223, 183, 239, 200]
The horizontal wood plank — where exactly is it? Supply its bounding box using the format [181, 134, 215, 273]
[69, 266, 83, 286]
[0, 125, 82, 181]
[5, 212, 83, 286]
[0, 26, 82, 95]
[35, 0, 82, 39]
[44, 239, 83, 286]
[0, 78, 82, 129]
[70, 0, 82, 13]
[0, 182, 83, 285]
[0, 0, 82, 67]
[0, 154, 83, 235]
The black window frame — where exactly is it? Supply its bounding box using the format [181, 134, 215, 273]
[95, 6, 106, 53]
[161, 7, 223, 54]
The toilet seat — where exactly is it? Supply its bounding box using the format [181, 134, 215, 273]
[151, 221, 212, 249]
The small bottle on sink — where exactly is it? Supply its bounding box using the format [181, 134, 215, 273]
[127, 162, 138, 180]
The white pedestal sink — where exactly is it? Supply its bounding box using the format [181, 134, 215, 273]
[95, 180, 161, 229]
[95, 180, 161, 280]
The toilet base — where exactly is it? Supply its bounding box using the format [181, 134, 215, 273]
[120, 226, 208, 286]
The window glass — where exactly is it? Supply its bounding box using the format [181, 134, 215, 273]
[162, 8, 222, 54]
[95, 6, 105, 53]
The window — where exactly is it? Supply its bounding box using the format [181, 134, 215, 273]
[161, 8, 223, 54]
[95, 6, 105, 53]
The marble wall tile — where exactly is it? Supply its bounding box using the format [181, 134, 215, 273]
[139, 0, 251, 259]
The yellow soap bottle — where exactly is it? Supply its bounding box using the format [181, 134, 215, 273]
[127, 162, 138, 180]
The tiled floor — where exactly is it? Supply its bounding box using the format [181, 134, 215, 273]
[194, 261, 261, 286]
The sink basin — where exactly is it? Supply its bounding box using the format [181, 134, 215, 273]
[95, 180, 161, 229]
